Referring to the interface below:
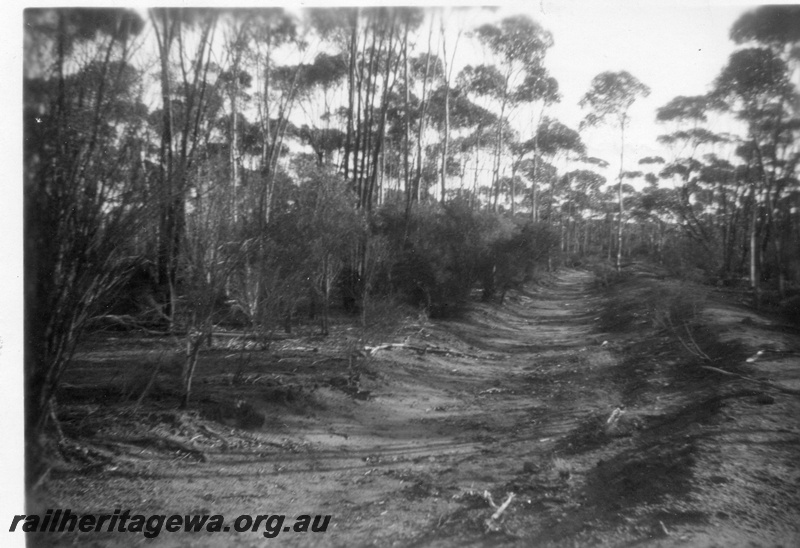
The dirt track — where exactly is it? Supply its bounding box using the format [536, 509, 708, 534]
[32, 268, 800, 547]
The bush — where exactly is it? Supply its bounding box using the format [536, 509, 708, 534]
[481, 221, 559, 303]
[399, 200, 491, 316]
[373, 201, 558, 316]
[660, 236, 720, 283]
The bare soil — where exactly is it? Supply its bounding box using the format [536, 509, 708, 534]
[29, 267, 800, 547]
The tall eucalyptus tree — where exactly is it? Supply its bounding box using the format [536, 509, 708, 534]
[515, 66, 560, 221]
[437, 9, 465, 204]
[473, 15, 554, 211]
[714, 47, 797, 299]
[725, 5, 800, 297]
[535, 117, 585, 222]
[580, 71, 650, 271]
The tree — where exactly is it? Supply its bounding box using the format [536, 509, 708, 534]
[288, 160, 362, 335]
[515, 65, 560, 221]
[536, 117, 584, 158]
[562, 169, 606, 255]
[730, 5, 800, 55]
[714, 46, 798, 300]
[534, 117, 585, 222]
[728, 5, 800, 296]
[219, 12, 254, 224]
[243, 8, 301, 226]
[409, 46, 442, 206]
[178, 166, 245, 408]
[458, 63, 506, 207]
[580, 71, 650, 271]
[655, 94, 736, 272]
[24, 8, 147, 470]
[149, 8, 220, 327]
[473, 15, 554, 211]
[454, 104, 499, 208]
[437, 9, 465, 204]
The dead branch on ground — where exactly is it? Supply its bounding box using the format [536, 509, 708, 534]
[365, 343, 476, 358]
[700, 365, 800, 397]
[483, 491, 516, 531]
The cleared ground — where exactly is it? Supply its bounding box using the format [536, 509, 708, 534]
[29, 267, 800, 547]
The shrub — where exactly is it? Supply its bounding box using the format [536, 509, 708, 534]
[401, 200, 490, 316]
[481, 221, 559, 303]
[660, 236, 720, 283]
[372, 201, 558, 316]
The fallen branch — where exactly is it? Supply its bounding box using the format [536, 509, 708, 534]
[490, 492, 515, 521]
[484, 492, 515, 531]
[90, 314, 170, 336]
[128, 435, 207, 462]
[365, 343, 475, 358]
[746, 349, 800, 362]
[700, 366, 800, 396]
[280, 346, 319, 353]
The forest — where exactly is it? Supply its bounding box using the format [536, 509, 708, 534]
[21, 6, 800, 545]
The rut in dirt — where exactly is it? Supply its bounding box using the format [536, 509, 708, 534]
[278, 268, 625, 545]
[297, 268, 610, 467]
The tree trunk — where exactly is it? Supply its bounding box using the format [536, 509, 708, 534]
[749, 187, 761, 307]
[153, 11, 178, 328]
[414, 20, 434, 202]
[321, 257, 330, 336]
[343, 10, 358, 181]
[510, 156, 523, 216]
[403, 22, 411, 207]
[181, 333, 205, 409]
[439, 15, 450, 205]
[616, 123, 625, 273]
[368, 20, 398, 211]
[228, 26, 244, 225]
[491, 96, 507, 211]
[583, 219, 590, 256]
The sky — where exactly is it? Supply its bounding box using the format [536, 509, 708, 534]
[0, 1, 785, 536]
